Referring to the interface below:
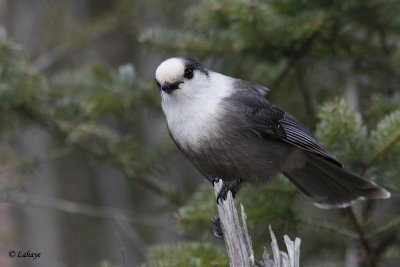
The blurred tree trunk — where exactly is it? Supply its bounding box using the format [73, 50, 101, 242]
[97, 166, 143, 266]
[3, 0, 195, 266]
[14, 129, 63, 267]
[345, 72, 360, 112]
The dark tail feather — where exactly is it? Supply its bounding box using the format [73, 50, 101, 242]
[283, 153, 390, 208]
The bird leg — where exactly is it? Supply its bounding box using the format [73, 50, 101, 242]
[211, 178, 242, 238]
[214, 178, 242, 204]
[210, 213, 223, 239]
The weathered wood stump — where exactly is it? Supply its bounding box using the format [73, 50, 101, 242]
[213, 179, 301, 267]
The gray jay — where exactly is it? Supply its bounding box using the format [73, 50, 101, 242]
[155, 57, 390, 224]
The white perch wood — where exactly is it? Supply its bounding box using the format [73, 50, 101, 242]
[213, 180, 254, 267]
[213, 179, 301, 267]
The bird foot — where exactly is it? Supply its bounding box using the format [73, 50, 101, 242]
[215, 178, 242, 204]
[210, 214, 223, 239]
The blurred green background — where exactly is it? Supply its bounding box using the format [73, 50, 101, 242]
[0, 0, 399, 266]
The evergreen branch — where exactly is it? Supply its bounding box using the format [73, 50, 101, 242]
[367, 110, 400, 165]
[34, 1, 129, 72]
[346, 208, 374, 267]
[0, 189, 180, 254]
[0, 147, 71, 176]
[291, 218, 358, 239]
[315, 99, 367, 160]
[0, 189, 152, 226]
[139, 242, 227, 267]
[374, 234, 397, 261]
[114, 219, 147, 258]
[296, 68, 316, 124]
[34, 15, 118, 71]
[13, 105, 175, 200]
[269, 20, 322, 89]
[139, 28, 235, 53]
[366, 215, 400, 240]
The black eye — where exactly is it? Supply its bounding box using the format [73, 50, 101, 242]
[155, 79, 161, 87]
[184, 68, 194, 79]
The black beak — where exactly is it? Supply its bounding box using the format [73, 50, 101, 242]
[160, 81, 183, 93]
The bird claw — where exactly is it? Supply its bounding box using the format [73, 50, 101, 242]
[210, 214, 223, 239]
[216, 186, 236, 204]
[212, 177, 221, 186]
[215, 178, 241, 204]
[211, 179, 242, 238]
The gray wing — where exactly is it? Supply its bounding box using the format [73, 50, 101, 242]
[226, 86, 342, 167]
[234, 79, 269, 96]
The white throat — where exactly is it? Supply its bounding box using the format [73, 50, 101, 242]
[161, 72, 233, 150]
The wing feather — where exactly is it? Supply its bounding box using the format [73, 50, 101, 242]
[226, 83, 342, 167]
[279, 113, 341, 166]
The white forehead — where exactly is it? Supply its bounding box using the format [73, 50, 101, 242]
[155, 58, 185, 83]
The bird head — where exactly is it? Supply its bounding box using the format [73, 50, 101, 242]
[155, 57, 210, 95]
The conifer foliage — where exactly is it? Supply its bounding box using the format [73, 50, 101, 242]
[139, 0, 400, 266]
[0, 39, 169, 197]
[1, 0, 400, 266]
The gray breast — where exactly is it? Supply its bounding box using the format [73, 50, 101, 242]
[188, 137, 293, 186]
[179, 97, 294, 185]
